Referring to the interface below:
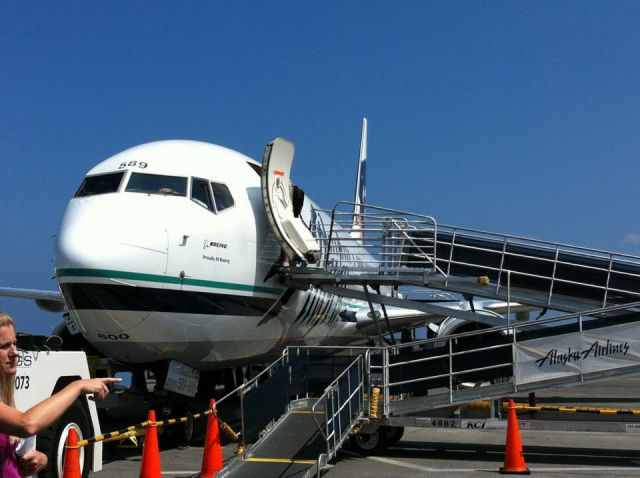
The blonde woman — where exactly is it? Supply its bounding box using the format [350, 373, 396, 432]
[0, 311, 120, 477]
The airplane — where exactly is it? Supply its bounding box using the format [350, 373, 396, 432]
[1, 120, 521, 390]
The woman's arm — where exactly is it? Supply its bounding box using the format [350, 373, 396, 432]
[0, 377, 120, 437]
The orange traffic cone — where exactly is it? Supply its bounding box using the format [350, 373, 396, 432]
[62, 428, 81, 478]
[140, 409, 162, 478]
[200, 399, 224, 477]
[500, 399, 530, 474]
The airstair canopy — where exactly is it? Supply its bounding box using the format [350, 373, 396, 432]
[261, 138, 321, 264]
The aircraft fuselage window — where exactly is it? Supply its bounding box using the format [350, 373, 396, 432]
[125, 173, 187, 196]
[74, 171, 125, 197]
[191, 177, 214, 211]
[211, 182, 234, 212]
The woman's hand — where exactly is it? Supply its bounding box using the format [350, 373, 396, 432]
[18, 449, 48, 476]
[80, 377, 122, 401]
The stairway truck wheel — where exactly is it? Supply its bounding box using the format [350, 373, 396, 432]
[349, 427, 388, 454]
[38, 400, 91, 478]
[381, 426, 404, 445]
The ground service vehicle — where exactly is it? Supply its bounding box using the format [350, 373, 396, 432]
[15, 348, 102, 478]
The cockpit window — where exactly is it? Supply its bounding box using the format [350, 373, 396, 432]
[74, 172, 125, 197]
[191, 178, 214, 211]
[211, 182, 234, 212]
[125, 173, 187, 196]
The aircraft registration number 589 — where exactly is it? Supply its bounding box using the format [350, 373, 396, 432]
[118, 160, 148, 169]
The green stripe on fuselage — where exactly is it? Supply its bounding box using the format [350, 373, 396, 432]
[56, 268, 283, 295]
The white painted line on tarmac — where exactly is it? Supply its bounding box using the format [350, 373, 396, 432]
[366, 455, 490, 472]
[340, 451, 471, 473]
[370, 457, 640, 474]
[364, 455, 433, 472]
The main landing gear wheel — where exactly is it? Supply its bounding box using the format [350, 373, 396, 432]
[38, 401, 91, 478]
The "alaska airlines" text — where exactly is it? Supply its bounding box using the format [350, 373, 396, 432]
[535, 339, 630, 368]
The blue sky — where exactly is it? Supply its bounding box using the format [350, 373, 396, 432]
[1, 1, 640, 334]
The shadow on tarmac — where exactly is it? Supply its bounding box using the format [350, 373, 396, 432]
[338, 440, 640, 467]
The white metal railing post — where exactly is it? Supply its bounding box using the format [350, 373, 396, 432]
[325, 386, 336, 456]
[336, 383, 342, 451]
[317, 453, 325, 478]
[507, 270, 511, 323]
[496, 236, 508, 294]
[325, 396, 331, 459]
[448, 338, 454, 403]
[432, 219, 438, 273]
[579, 314, 585, 382]
[360, 356, 365, 415]
[331, 385, 337, 454]
[347, 362, 352, 445]
[548, 245, 560, 306]
[603, 254, 614, 308]
[383, 348, 390, 416]
[445, 229, 457, 287]
[239, 384, 246, 453]
[512, 320, 518, 392]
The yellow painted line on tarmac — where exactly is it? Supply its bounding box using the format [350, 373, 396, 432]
[508, 401, 640, 415]
[160, 472, 199, 476]
[245, 457, 317, 464]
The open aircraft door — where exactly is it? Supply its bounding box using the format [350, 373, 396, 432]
[261, 138, 321, 264]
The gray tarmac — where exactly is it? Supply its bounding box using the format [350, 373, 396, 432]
[94, 378, 640, 477]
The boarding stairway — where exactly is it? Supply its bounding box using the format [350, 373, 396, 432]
[285, 202, 640, 315]
[217, 351, 365, 478]
[372, 301, 640, 416]
[216, 202, 640, 476]
[216, 302, 640, 477]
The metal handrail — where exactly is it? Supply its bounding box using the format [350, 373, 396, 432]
[317, 201, 439, 271]
[217, 300, 640, 471]
[375, 301, 640, 413]
[306, 202, 640, 311]
[392, 300, 640, 350]
[210, 348, 290, 452]
[311, 353, 365, 469]
[214, 348, 289, 408]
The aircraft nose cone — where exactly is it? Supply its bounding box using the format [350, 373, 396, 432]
[55, 199, 113, 271]
[55, 196, 168, 276]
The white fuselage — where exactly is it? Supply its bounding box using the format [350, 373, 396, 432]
[55, 140, 363, 370]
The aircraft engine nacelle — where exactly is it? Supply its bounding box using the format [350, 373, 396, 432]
[429, 309, 505, 339]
